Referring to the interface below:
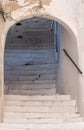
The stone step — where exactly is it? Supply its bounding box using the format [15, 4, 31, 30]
[13, 30, 53, 36]
[5, 57, 56, 64]
[4, 100, 76, 107]
[4, 105, 77, 113]
[5, 80, 56, 84]
[0, 128, 83, 130]
[6, 44, 54, 49]
[5, 57, 55, 62]
[3, 118, 83, 124]
[5, 49, 55, 52]
[4, 112, 80, 119]
[4, 95, 71, 101]
[15, 27, 52, 31]
[5, 50, 56, 58]
[5, 60, 56, 65]
[6, 42, 53, 47]
[5, 60, 56, 66]
[5, 49, 55, 54]
[10, 25, 53, 30]
[5, 83, 56, 90]
[5, 83, 56, 94]
[7, 39, 53, 44]
[5, 64, 57, 71]
[5, 54, 55, 60]
[4, 51, 56, 65]
[7, 41, 53, 45]
[14, 37, 53, 42]
[10, 35, 53, 39]
[14, 17, 52, 27]
[5, 73, 56, 81]
[10, 30, 53, 36]
[9, 88, 56, 95]
[13, 32, 53, 38]
[1, 122, 84, 129]
[5, 69, 57, 75]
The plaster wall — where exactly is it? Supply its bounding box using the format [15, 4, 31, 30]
[57, 27, 79, 101]
[76, 1, 84, 116]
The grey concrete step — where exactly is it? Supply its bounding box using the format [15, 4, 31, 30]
[5, 49, 57, 65]
[9, 88, 56, 95]
[4, 64, 57, 71]
[4, 95, 71, 101]
[5, 69, 57, 75]
[5, 49, 55, 56]
[5, 73, 56, 81]
[5, 83, 56, 90]
[5, 80, 56, 84]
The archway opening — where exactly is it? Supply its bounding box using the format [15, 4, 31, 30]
[2, 15, 81, 124]
[4, 16, 79, 100]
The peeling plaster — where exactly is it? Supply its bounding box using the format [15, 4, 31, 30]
[10, 2, 44, 21]
[1, 0, 51, 14]
[24, 0, 51, 6]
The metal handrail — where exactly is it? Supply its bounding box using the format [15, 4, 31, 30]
[63, 49, 82, 74]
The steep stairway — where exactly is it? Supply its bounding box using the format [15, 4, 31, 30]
[4, 50, 57, 95]
[2, 17, 84, 129]
[4, 17, 57, 95]
[5, 18, 54, 50]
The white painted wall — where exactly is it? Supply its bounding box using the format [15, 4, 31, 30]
[57, 26, 79, 101]
[76, 1, 84, 116]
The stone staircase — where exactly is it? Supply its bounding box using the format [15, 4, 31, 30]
[0, 94, 84, 129]
[4, 49, 57, 95]
[4, 17, 56, 95]
[2, 17, 84, 129]
[5, 18, 54, 50]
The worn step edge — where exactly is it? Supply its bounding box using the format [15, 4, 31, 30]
[1, 122, 84, 129]
[4, 100, 76, 107]
[4, 112, 80, 119]
[4, 95, 71, 101]
[9, 89, 56, 95]
[3, 118, 83, 124]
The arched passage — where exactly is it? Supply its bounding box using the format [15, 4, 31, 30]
[4, 16, 79, 99]
[0, 12, 80, 122]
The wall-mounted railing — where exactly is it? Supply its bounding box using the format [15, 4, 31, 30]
[63, 49, 82, 74]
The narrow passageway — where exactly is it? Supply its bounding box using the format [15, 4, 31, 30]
[4, 17, 57, 95]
